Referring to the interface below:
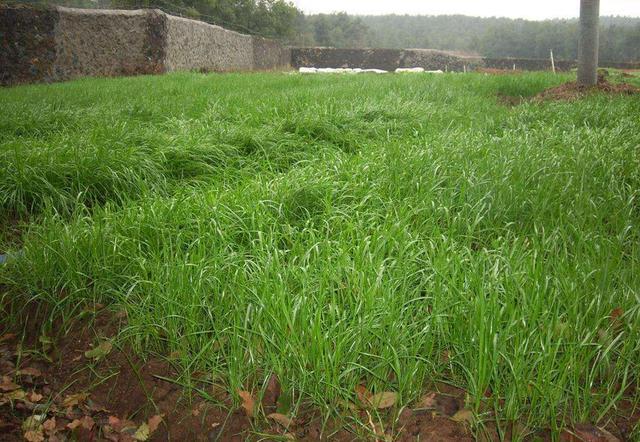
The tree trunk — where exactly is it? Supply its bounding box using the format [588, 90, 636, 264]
[577, 0, 600, 86]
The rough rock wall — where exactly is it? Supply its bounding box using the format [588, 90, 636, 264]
[291, 48, 405, 71]
[54, 7, 166, 79]
[482, 57, 574, 72]
[253, 37, 290, 71]
[164, 15, 253, 72]
[402, 49, 481, 71]
[0, 5, 58, 85]
[291, 48, 485, 72]
[1, 5, 290, 86]
[290, 47, 640, 72]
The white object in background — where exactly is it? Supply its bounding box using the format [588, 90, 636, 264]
[363, 69, 388, 74]
[425, 70, 444, 74]
[396, 67, 425, 73]
[299, 67, 318, 74]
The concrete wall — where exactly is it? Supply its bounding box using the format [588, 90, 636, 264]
[1, 5, 290, 86]
[164, 15, 253, 72]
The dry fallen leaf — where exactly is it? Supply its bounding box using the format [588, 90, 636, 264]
[267, 412, 293, 428]
[86, 398, 110, 413]
[22, 415, 45, 433]
[134, 423, 150, 441]
[369, 392, 398, 409]
[610, 307, 623, 322]
[238, 390, 255, 417]
[108, 415, 125, 429]
[598, 428, 620, 442]
[80, 415, 95, 430]
[17, 367, 42, 377]
[450, 408, 474, 424]
[62, 392, 89, 408]
[0, 333, 16, 342]
[563, 424, 621, 442]
[417, 392, 437, 409]
[264, 373, 281, 409]
[23, 430, 45, 442]
[610, 308, 624, 330]
[3, 389, 26, 401]
[356, 384, 372, 404]
[42, 417, 56, 433]
[84, 341, 113, 360]
[66, 419, 82, 430]
[0, 375, 20, 392]
[147, 414, 163, 433]
[28, 391, 43, 403]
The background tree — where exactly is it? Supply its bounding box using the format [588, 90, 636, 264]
[578, 0, 600, 86]
[20, 0, 640, 61]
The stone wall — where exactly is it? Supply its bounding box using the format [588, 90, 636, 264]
[291, 48, 486, 72]
[403, 49, 481, 72]
[253, 37, 291, 71]
[54, 7, 165, 79]
[0, 5, 290, 86]
[291, 47, 640, 73]
[482, 57, 574, 72]
[0, 5, 58, 85]
[3, 5, 638, 86]
[291, 48, 404, 71]
[164, 15, 253, 72]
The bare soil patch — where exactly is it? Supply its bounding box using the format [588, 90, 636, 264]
[534, 77, 640, 102]
[0, 311, 477, 441]
[3, 318, 636, 441]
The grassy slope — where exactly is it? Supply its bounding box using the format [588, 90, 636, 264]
[1, 72, 639, 438]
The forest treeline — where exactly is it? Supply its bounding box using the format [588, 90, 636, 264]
[356, 15, 640, 62]
[23, 0, 640, 61]
[299, 14, 640, 62]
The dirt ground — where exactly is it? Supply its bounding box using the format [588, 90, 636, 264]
[0, 310, 477, 441]
[496, 73, 640, 106]
[534, 78, 640, 101]
[2, 310, 637, 441]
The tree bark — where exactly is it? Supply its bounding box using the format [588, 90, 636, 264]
[578, 0, 600, 86]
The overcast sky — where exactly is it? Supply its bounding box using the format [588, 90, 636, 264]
[292, 0, 640, 20]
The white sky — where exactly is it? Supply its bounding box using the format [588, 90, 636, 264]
[292, 0, 640, 20]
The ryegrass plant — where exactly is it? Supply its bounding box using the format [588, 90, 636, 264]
[1, 71, 638, 438]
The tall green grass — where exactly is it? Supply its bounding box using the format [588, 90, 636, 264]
[1, 72, 638, 439]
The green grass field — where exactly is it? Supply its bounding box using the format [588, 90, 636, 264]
[1, 71, 639, 439]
